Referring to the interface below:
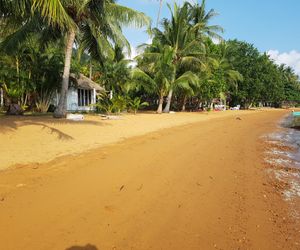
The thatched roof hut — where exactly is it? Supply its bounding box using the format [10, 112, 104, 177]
[70, 73, 104, 92]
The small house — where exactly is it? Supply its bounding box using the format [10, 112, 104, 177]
[55, 74, 105, 112]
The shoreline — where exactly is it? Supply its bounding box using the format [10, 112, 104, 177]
[262, 114, 300, 241]
[1, 110, 300, 249]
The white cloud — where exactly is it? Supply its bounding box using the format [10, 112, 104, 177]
[126, 45, 141, 67]
[129, 46, 139, 60]
[267, 50, 300, 76]
[126, 38, 152, 67]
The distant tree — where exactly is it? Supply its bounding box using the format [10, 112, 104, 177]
[226, 40, 265, 108]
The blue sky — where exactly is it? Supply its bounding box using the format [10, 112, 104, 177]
[119, 0, 300, 74]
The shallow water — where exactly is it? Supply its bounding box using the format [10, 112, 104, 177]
[264, 114, 300, 201]
[266, 115, 300, 168]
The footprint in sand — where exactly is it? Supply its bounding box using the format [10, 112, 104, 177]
[104, 205, 116, 212]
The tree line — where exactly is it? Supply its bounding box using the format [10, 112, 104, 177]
[0, 0, 299, 116]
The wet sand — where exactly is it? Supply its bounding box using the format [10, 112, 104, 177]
[0, 110, 299, 249]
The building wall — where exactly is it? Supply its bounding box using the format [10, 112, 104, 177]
[52, 87, 97, 112]
[0, 88, 3, 107]
[66, 87, 96, 112]
[67, 87, 79, 111]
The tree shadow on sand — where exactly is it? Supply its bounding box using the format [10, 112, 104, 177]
[0, 115, 110, 140]
[66, 244, 98, 250]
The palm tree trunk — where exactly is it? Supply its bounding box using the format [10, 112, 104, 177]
[210, 101, 214, 110]
[181, 95, 187, 111]
[163, 89, 173, 113]
[89, 60, 93, 79]
[53, 29, 76, 118]
[156, 0, 163, 27]
[157, 94, 164, 114]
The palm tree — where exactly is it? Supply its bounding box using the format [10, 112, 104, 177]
[187, 0, 223, 41]
[96, 46, 132, 95]
[1, 0, 150, 118]
[132, 43, 175, 113]
[152, 2, 208, 112]
[133, 42, 199, 113]
[202, 40, 243, 108]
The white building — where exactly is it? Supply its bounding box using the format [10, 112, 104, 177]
[0, 87, 4, 107]
[55, 74, 105, 112]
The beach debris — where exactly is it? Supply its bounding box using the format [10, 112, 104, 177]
[104, 205, 115, 212]
[102, 115, 122, 120]
[6, 103, 24, 115]
[0, 197, 4, 202]
[32, 165, 39, 170]
[119, 185, 125, 191]
[236, 117, 242, 120]
[16, 183, 25, 188]
[66, 114, 84, 121]
[230, 105, 240, 110]
[137, 184, 143, 191]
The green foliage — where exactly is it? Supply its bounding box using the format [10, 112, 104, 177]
[95, 94, 129, 115]
[226, 40, 300, 107]
[95, 46, 131, 94]
[128, 97, 149, 114]
[1, 0, 150, 116]
[0, 0, 299, 115]
[0, 36, 63, 111]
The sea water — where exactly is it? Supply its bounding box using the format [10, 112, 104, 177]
[264, 114, 300, 202]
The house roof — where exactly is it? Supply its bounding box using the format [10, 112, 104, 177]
[70, 74, 104, 91]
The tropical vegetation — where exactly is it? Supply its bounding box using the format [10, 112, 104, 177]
[0, 0, 299, 117]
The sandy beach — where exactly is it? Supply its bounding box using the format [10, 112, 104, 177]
[0, 110, 257, 170]
[0, 110, 300, 249]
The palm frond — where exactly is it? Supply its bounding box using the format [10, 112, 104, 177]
[107, 3, 150, 28]
[32, 0, 75, 29]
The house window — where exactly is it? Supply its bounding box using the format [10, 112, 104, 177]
[78, 89, 93, 107]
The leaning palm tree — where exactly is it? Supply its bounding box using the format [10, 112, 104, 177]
[1, 0, 150, 118]
[132, 43, 175, 113]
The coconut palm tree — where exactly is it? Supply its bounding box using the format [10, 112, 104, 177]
[95, 45, 132, 95]
[1, 0, 150, 118]
[132, 44, 174, 113]
[186, 0, 223, 41]
[133, 41, 199, 113]
[152, 2, 208, 112]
